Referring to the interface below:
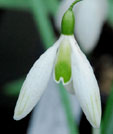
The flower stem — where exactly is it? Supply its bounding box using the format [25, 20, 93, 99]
[101, 81, 113, 134]
[92, 128, 101, 134]
[59, 83, 79, 134]
[69, 0, 82, 10]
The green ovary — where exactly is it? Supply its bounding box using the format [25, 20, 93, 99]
[55, 39, 72, 83]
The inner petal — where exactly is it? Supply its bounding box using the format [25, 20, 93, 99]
[54, 39, 72, 84]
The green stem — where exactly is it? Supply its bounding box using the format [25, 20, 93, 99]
[92, 128, 101, 134]
[59, 83, 79, 134]
[101, 81, 113, 134]
[69, 0, 82, 10]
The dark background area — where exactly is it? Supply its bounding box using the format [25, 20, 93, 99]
[0, 9, 44, 134]
[0, 9, 113, 134]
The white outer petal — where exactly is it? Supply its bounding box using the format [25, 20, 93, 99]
[14, 36, 63, 120]
[69, 36, 101, 128]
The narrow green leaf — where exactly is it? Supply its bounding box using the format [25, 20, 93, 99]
[42, 0, 59, 15]
[3, 78, 25, 96]
[107, 0, 113, 28]
[31, 0, 56, 48]
[101, 82, 113, 134]
[0, 0, 30, 10]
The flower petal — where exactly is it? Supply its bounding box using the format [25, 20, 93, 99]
[64, 81, 75, 94]
[14, 38, 62, 120]
[54, 38, 72, 85]
[69, 36, 101, 128]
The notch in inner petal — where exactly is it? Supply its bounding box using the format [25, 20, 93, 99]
[54, 39, 72, 85]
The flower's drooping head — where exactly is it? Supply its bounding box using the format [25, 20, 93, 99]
[14, 0, 101, 128]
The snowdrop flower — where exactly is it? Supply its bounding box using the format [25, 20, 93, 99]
[14, 0, 101, 128]
[55, 0, 108, 53]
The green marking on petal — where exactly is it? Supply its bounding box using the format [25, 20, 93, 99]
[55, 39, 71, 84]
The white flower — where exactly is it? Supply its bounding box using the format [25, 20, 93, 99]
[14, 34, 101, 128]
[14, 1, 101, 128]
[55, 0, 108, 53]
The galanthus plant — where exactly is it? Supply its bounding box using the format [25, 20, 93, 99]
[14, 0, 101, 128]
